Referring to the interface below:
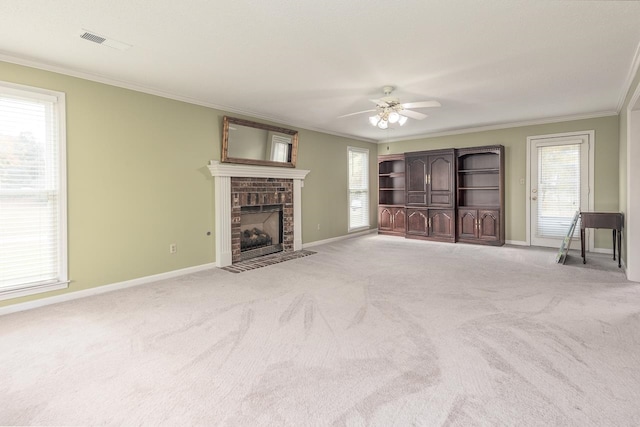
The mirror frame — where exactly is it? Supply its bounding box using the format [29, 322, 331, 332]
[221, 116, 299, 168]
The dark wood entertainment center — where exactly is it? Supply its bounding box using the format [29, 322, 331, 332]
[378, 145, 505, 246]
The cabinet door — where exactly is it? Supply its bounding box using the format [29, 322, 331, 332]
[427, 153, 454, 207]
[378, 207, 393, 231]
[392, 208, 406, 233]
[406, 156, 428, 205]
[478, 209, 500, 241]
[429, 209, 455, 239]
[406, 209, 429, 236]
[458, 209, 478, 239]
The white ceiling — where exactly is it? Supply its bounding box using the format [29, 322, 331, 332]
[1, 0, 640, 142]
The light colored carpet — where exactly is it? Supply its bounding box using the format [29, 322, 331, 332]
[1, 235, 639, 426]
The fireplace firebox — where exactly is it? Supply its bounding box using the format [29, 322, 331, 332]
[240, 204, 283, 260]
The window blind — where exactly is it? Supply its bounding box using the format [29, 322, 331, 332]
[348, 147, 369, 230]
[0, 84, 66, 294]
[536, 143, 581, 239]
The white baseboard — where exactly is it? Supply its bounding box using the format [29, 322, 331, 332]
[0, 262, 217, 317]
[303, 229, 377, 249]
[506, 240, 529, 246]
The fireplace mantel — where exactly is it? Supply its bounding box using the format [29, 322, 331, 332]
[208, 161, 310, 267]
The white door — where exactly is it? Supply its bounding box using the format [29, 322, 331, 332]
[528, 133, 590, 248]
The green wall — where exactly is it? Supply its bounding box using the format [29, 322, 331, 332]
[297, 130, 378, 242]
[0, 60, 377, 307]
[379, 115, 620, 246]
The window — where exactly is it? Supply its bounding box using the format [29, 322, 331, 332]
[0, 82, 67, 300]
[348, 146, 369, 231]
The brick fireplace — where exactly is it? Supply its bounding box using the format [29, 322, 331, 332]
[208, 161, 310, 267]
[232, 177, 292, 263]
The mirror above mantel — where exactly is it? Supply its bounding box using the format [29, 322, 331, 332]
[221, 116, 299, 168]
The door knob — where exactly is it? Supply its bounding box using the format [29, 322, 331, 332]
[532, 196, 537, 200]
[532, 189, 537, 193]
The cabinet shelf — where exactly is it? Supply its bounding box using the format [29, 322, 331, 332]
[458, 187, 499, 190]
[379, 172, 405, 178]
[458, 168, 499, 174]
[379, 187, 405, 191]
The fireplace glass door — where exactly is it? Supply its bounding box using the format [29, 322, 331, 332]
[240, 204, 283, 260]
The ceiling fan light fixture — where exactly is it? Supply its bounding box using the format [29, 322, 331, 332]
[353, 86, 440, 129]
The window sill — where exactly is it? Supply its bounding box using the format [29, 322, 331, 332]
[0, 281, 69, 301]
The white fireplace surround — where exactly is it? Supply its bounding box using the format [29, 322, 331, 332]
[208, 160, 310, 267]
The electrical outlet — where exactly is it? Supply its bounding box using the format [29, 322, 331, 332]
[169, 243, 177, 254]
[519, 178, 525, 185]
[317, 224, 321, 230]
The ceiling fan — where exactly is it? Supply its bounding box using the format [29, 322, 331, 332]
[338, 86, 441, 129]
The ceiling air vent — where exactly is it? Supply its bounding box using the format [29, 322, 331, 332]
[80, 32, 106, 44]
[79, 29, 132, 51]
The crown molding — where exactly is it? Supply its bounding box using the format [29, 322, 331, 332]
[377, 111, 618, 143]
[616, 40, 640, 112]
[0, 52, 376, 144]
[0, 52, 622, 146]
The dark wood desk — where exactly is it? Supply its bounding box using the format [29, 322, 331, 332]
[580, 212, 623, 268]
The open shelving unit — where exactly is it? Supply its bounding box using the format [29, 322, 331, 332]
[377, 154, 407, 236]
[457, 152, 501, 207]
[456, 146, 505, 245]
[378, 154, 406, 206]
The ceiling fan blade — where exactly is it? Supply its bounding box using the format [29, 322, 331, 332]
[401, 110, 428, 120]
[337, 109, 377, 118]
[369, 99, 389, 107]
[401, 100, 441, 109]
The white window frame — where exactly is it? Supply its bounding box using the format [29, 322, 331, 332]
[0, 81, 68, 301]
[347, 146, 370, 232]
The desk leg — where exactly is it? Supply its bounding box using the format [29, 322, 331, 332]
[613, 230, 616, 261]
[581, 228, 586, 264]
[618, 229, 622, 268]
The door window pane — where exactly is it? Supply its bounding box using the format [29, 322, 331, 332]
[536, 143, 580, 238]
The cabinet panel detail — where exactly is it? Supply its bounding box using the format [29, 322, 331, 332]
[378, 206, 405, 236]
[392, 208, 406, 233]
[458, 209, 478, 239]
[478, 209, 500, 241]
[427, 152, 454, 207]
[379, 207, 393, 231]
[430, 209, 455, 239]
[407, 209, 429, 236]
[430, 157, 451, 191]
[406, 157, 428, 205]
